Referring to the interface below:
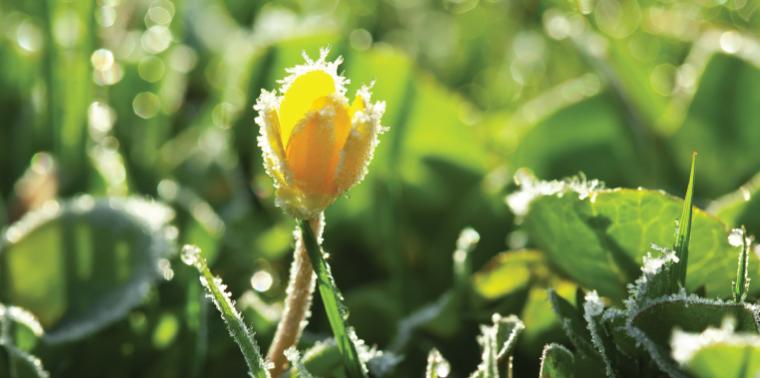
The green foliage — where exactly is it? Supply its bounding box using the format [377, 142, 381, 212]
[539, 343, 575, 378]
[0, 197, 174, 343]
[181, 245, 270, 378]
[672, 324, 760, 378]
[513, 174, 760, 300]
[2, 0, 760, 376]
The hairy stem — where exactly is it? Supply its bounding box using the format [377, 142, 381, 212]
[267, 215, 323, 376]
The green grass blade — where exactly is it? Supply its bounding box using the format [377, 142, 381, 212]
[299, 220, 367, 378]
[181, 245, 270, 378]
[732, 227, 750, 302]
[673, 152, 697, 288]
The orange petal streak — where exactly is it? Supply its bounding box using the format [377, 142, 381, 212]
[285, 96, 350, 196]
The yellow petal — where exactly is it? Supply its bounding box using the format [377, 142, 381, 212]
[334, 115, 378, 194]
[278, 70, 335, 147]
[348, 94, 364, 119]
[285, 96, 350, 196]
[255, 91, 290, 186]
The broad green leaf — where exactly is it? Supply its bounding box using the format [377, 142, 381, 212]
[539, 343, 575, 378]
[708, 172, 760, 237]
[472, 250, 544, 300]
[627, 296, 760, 375]
[0, 197, 175, 343]
[515, 179, 760, 299]
[469, 314, 525, 378]
[671, 324, 760, 378]
[512, 94, 643, 188]
[670, 53, 760, 197]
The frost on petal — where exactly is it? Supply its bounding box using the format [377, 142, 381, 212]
[255, 89, 289, 188]
[278, 48, 349, 146]
[334, 86, 386, 194]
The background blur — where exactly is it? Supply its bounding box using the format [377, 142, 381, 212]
[1, 0, 760, 376]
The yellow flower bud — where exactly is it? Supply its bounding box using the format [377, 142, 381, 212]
[254, 49, 386, 219]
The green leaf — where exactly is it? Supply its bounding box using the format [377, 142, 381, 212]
[0, 197, 175, 343]
[512, 94, 644, 187]
[671, 153, 696, 289]
[539, 343, 575, 378]
[708, 172, 760, 236]
[548, 289, 596, 358]
[299, 220, 367, 378]
[732, 227, 751, 302]
[180, 245, 270, 378]
[472, 250, 543, 301]
[519, 282, 576, 356]
[670, 53, 760, 197]
[511, 174, 760, 299]
[671, 323, 760, 378]
[425, 349, 451, 378]
[469, 314, 525, 378]
[626, 295, 760, 375]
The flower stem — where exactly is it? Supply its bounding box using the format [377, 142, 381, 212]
[299, 219, 367, 378]
[266, 216, 323, 376]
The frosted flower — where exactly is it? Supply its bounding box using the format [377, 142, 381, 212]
[254, 49, 386, 219]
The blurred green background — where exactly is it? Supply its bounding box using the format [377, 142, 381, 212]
[1, 0, 760, 376]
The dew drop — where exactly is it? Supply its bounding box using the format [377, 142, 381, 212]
[728, 228, 744, 247]
[740, 187, 751, 201]
[720, 31, 742, 54]
[181, 244, 202, 269]
[435, 361, 451, 377]
[250, 270, 273, 292]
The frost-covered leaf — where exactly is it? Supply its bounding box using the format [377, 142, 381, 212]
[0, 197, 175, 343]
[510, 173, 760, 299]
[181, 245, 270, 378]
[0, 304, 43, 352]
[671, 321, 760, 378]
[0, 303, 48, 378]
[582, 291, 623, 378]
[539, 343, 575, 378]
[548, 289, 596, 358]
[469, 314, 525, 378]
[626, 295, 760, 376]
